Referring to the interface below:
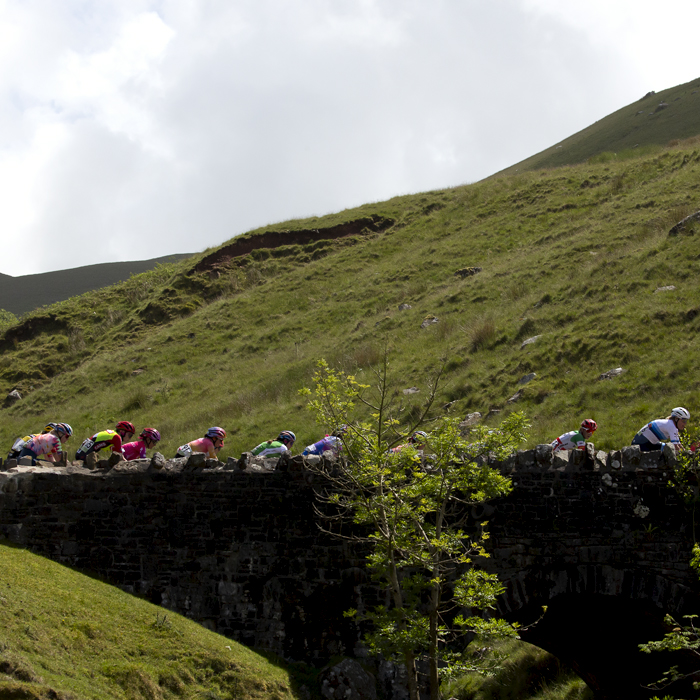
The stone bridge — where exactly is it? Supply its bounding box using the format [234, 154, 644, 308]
[0, 445, 697, 699]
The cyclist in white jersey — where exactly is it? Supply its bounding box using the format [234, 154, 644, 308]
[632, 407, 689, 452]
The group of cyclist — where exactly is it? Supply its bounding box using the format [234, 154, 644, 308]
[550, 406, 692, 455]
[6, 406, 692, 467]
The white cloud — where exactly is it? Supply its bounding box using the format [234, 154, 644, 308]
[0, 1, 694, 275]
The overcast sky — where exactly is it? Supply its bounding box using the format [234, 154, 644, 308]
[1, 0, 699, 276]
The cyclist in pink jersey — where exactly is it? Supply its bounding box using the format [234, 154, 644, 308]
[123, 428, 161, 460]
[18, 423, 73, 465]
[175, 427, 226, 459]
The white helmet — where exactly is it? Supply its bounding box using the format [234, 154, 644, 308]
[671, 407, 690, 420]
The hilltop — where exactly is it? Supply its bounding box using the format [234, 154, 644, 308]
[0, 543, 296, 699]
[493, 75, 700, 175]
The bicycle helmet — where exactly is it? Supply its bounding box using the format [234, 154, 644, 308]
[43, 422, 59, 433]
[116, 420, 136, 434]
[410, 430, 429, 443]
[55, 423, 73, 437]
[278, 430, 296, 444]
[580, 419, 597, 433]
[671, 407, 690, 421]
[141, 428, 161, 442]
[333, 425, 349, 437]
[206, 427, 227, 440]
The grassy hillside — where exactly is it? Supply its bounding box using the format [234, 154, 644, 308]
[493, 75, 700, 176]
[1, 139, 700, 457]
[0, 543, 296, 700]
[0, 254, 193, 317]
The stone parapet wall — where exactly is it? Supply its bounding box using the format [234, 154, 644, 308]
[0, 446, 697, 669]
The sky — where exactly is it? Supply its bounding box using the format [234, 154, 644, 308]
[1, 0, 699, 276]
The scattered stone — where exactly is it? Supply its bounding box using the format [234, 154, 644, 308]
[398, 303, 412, 311]
[507, 390, 523, 404]
[320, 658, 377, 700]
[454, 266, 482, 279]
[654, 285, 676, 293]
[669, 210, 700, 235]
[442, 400, 457, 411]
[487, 409, 501, 418]
[598, 367, 625, 380]
[520, 335, 540, 349]
[3, 389, 22, 408]
[420, 316, 438, 329]
[131, 368, 145, 376]
[402, 387, 420, 395]
[654, 102, 668, 112]
[461, 412, 482, 427]
[518, 372, 537, 385]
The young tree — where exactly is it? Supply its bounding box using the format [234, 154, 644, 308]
[300, 358, 530, 700]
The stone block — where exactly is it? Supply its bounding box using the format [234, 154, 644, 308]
[224, 457, 238, 471]
[4, 459, 17, 470]
[18, 457, 33, 466]
[320, 658, 377, 700]
[609, 450, 622, 469]
[640, 451, 661, 469]
[595, 450, 608, 470]
[108, 451, 125, 467]
[85, 452, 99, 469]
[517, 449, 536, 468]
[149, 452, 167, 470]
[552, 450, 569, 470]
[186, 452, 207, 468]
[621, 445, 641, 468]
[535, 444, 552, 466]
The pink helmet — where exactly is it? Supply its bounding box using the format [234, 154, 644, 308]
[141, 428, 161, 442]
[206, 427, 226, 440]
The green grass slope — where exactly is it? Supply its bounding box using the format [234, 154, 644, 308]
[0, 254, 193, 317]
[0, 140, 700, 457]
[493, 76, 700, 176]
[0, 544, 296, 700]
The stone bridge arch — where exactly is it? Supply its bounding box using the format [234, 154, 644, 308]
[478, 445, 700, 699]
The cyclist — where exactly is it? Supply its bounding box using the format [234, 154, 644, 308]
[7, 421, 59, 460]
[632, 407, 689, 453]
[175, 427, 226, 459]
[75, 421, 135, 461]
[550, 419, 598, 453]
[251, 430, 296, 457]
[123, 428, 162, 461]
[391, 430, 429, 453]
[302, 425, 347, 458]
[17, 423, 72, 465]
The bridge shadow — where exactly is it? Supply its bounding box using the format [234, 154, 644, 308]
[501, 579, 699, 699]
